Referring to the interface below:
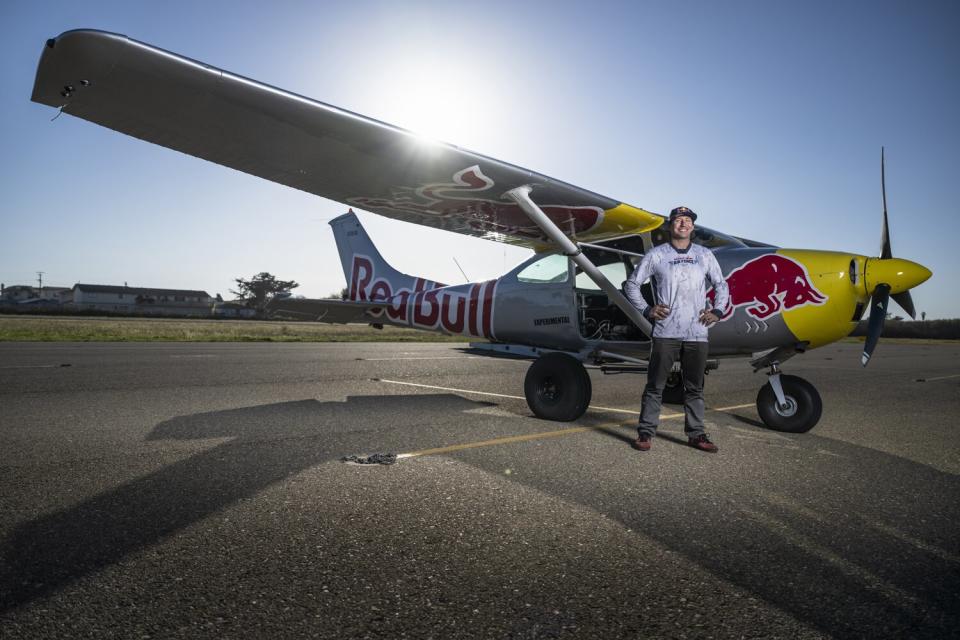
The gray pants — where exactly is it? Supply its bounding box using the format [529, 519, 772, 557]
[638, 338, 709, 438]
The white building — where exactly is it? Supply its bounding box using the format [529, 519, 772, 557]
[0, 284, 71, 305]
[68, 284, 214, 316]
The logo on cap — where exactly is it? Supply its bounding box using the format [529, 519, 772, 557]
[669, 206, 697, 222]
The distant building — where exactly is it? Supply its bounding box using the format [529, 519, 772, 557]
[68, 284, 214, 317]
[1, 285, 38, 303]
[0, 284, 71, 307]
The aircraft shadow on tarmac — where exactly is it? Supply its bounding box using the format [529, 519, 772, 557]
[0, 393, 492, 613]
[451, 426, 960, 638]
[2, 392, 958, 638]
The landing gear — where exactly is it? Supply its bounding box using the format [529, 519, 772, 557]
[756, 365, 822, 433]
[524, 352, 592, 421]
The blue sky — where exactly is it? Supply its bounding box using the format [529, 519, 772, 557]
[2, 0, 958, 318]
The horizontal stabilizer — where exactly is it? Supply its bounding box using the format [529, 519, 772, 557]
[266, 297, 384, 324]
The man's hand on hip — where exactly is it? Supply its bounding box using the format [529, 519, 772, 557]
[649, 304, 671, 321]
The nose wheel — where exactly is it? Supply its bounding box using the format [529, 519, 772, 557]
[756, 369, 822, 433]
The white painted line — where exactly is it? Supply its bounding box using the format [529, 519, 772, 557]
[379, 379, 525, 401]
[868, 521, 960, 564]
[363, 356, 481, 361]
[742, 506, 923, 608]
[378, 378, 673, 419]
[919, 373, 960, 382]
[816, 449, 843, 458]
[0, 364, 66, 369]
[364, 356, 530, 364]
[378, 380, 758, 419]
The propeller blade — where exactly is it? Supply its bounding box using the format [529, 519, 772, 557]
[891, 290, 917, 320]
[880, 147, 892, 259]
[862, 283, 890, 367]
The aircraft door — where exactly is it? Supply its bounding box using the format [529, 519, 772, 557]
[575, 248, 648, 342]
[494, 254, 583, 350]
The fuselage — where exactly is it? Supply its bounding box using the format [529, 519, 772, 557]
[330, 201, 932, 362]
[348, 244, 855, 357]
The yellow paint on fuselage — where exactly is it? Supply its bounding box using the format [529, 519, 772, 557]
[778, 249, 868, 349]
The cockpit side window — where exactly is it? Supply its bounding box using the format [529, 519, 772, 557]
[516, 253, 570, 284]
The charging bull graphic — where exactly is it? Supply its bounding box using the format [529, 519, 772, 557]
[348, 255, 496, 339]
[708, 254, 827, 320]
[349, 165, 603, 240]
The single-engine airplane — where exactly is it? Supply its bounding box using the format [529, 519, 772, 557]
[31, 30, 932, 433]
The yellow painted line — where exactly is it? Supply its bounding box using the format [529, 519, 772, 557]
[397, 409, 740, 460]
[920, 373, 960, 382]
[377, 378, 681, 418]
[711, 403, 756, 412]
[377, 382, 764, 460]
[397, 424, 601, 459]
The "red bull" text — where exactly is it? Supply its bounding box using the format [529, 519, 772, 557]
[349, 255, 496, 339]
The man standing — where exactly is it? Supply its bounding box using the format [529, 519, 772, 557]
[623, 206, 729, 453]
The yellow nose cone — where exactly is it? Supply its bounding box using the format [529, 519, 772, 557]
[864, 258, 932, 295]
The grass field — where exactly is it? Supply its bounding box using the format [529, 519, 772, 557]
[2, 315, 956, 344]
[0, 315, 472, 342]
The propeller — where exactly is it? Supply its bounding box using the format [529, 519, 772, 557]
[861, 284, 889, 366]
[860, 148, 931, 366]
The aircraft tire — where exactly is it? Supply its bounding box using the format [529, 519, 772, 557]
[662, 371, 684, 405]
[524, 353, 592, 422]
[756, 375, 822, 433]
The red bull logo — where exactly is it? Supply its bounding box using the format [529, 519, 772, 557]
[349, 255, 496, 339]
[349, 165, 603, 240]
[708, 254, 827, 321]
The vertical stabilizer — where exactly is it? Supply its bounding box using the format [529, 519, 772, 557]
[329, 211, 444, 302]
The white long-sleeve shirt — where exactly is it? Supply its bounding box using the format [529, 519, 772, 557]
[624, 242, 729, 342]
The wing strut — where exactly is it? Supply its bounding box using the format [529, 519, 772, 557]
[505, 186, 653, 337]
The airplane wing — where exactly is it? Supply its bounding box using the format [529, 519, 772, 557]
[31, 30, 664, 248]
[266, 297, 384, 323]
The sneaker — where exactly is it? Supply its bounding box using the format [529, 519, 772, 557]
[633, 435, 653, 451]
[688, 434, 718, 453]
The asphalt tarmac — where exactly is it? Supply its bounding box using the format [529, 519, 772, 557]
[0, 341, 958, 639]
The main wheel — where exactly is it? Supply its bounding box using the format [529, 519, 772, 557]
[662, 371, 684, 405]
[524, 353, 592, 421]
[756, 375, 822, 433]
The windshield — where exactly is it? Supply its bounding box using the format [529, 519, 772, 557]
[574, 245, 637, 290]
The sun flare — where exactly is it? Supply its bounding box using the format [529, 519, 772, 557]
[365, 54, 504, 148]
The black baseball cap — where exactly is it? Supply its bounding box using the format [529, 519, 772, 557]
[669, 206, 697, 222]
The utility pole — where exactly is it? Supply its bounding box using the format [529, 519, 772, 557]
[37, 271, 44, 294]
